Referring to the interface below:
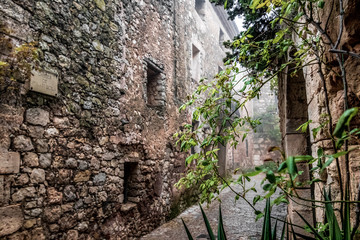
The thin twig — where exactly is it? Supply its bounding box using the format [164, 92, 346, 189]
[329, 49, 360, 59]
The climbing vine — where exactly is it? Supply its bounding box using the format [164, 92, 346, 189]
[176, 0, 360, 238]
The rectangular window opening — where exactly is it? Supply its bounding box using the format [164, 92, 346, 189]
[145, 59, 165, 107]
[219, 28, 225, 49]
[191, 44, 201, 81]
[191, 120, 200, 154]
[195, 0, 206, 20]
[245, 139, 249, 157]
[123, 162, 139, 203]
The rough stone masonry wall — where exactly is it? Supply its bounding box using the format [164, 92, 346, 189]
[304, 0, 360, 223]
[278, 0, 360, 233]
[0, 0, 193, 239]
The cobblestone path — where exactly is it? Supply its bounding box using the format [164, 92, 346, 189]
[141, 174, 287, 240]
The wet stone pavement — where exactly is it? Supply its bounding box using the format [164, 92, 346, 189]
[141, 174, 287, 240]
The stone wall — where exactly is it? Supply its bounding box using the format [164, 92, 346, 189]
[0, 0, 237, 239]
[278, 0, 360, 235]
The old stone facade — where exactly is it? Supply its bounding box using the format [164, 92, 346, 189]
[278, 0, 360, 235]
[234, 82, 281, 171]
[0, 0, 237, 239]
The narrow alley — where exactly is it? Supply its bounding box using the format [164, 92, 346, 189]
[142, 175, 287, 240]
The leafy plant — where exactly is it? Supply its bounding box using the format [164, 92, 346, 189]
[182, 199, 287, 240]
[182, 204, 227, 240]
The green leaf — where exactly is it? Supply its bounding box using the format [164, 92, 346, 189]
[318, 0, 325, 9]
[343, 186, 351, 240]
[331, 150, 348, 158]
[273, 30, 285, 44]
[182, 218, 194, 240]
[286, 156, 298, 178]
[250, 0, 261, 9]
[244, 170, 262, 177]
[280, 221, 286, 240]
[333, 108, 358, 138]
[261, 198, 272, 240]
[263, 183, 272, 191]
[199, 204, 216, 240]
[217, 205, 227, 240]
[324, 188, 342, 240]
[294, 155, 314, 162]
[266, 170, 276, 184]
[253, 195, 261, 205]
[317, 148, 324, 158]
[278, 161, 287, 172]
[272, 220, 278, 240]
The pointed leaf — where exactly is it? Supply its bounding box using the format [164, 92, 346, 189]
[217, 205, 227, 240]
[182, 218, 194, 240]
[199, 204, 216, 240]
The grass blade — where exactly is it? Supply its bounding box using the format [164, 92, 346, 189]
[181, 218, 194, 240]
[271, 220, 278, 239]
[261, 198, 272, 240]
[217, 205, 227, 240]
[295, 210, 325, 239]
[199, 204, 216, 240]
[280, 220, 286, 240]
[324, 188, 342, 240]
[290, 219, 297, 240]
[343, 185, 351, 240]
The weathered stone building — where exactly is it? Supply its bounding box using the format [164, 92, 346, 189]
[0, 0, 237, 239]
[277, 0, 360, 235]
[233, 81, 281, 171]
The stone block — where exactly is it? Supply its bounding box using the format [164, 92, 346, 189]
[28, 126, 45, 138]
[35, 139, 49, 153]
[13, 136, 34, 152]
[31, 227, 46, 240]
[93, 173, 106, 185]
[39, 153, 52, 168]
[0, 151, 20, 174]
[12, 187, 36, 202]
[30, 169, 46, 183]
[74, 170, 91, 182]
[23, 153, 39, 167]
[284, 133, 307, 156]
[0, 205, 24, 237]
[44, 206, 62, 223]
[26, 108, 50, 126]
[47, 187, 63, 204]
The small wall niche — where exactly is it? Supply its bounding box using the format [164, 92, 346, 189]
[191, 120, 200, 154]
[219, 28, 225, 49]
[123, 162, 140, 203]
[195, 0, 206, 20]
[144, 58, 166, 107]
[191, 44, 201, 81]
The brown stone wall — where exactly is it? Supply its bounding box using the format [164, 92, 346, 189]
[0, 0, 187, 239]
[0, 0, 238, 239]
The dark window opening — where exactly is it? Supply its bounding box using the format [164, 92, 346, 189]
[195, 0, 206, 20]
[219, 28, 224, 48]
[191, 120, 200, 154]
[145, 59, 165, 107]
[123, 162, 139, 203]
[191, 44, 201, 81]
[245, 139, 249, 157]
